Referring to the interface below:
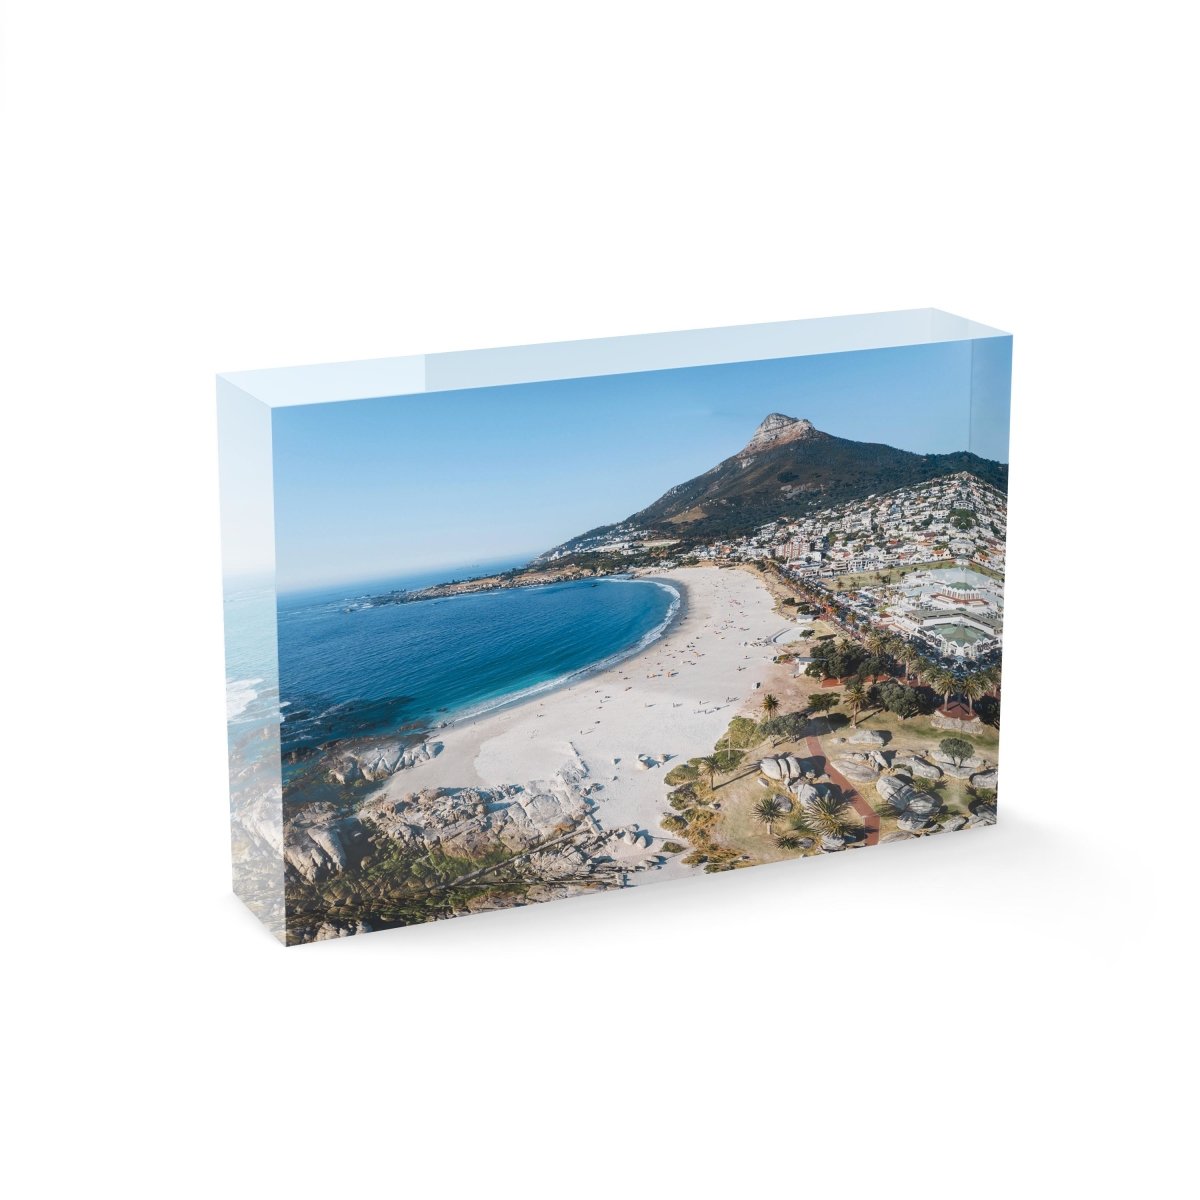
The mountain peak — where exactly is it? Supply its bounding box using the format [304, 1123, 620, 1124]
[744, 413, 820, 452]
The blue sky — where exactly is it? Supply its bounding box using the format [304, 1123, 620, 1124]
[272, 337, 1011, 592]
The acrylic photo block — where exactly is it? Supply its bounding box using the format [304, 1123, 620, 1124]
[218, 310, 1012, 945]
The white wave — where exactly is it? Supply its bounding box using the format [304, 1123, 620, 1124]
[226, 677, 263, 721]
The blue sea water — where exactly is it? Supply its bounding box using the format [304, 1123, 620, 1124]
[269, 574, 680, 759]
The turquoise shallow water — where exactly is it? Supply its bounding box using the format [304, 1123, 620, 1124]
[269, 575, 679, 758]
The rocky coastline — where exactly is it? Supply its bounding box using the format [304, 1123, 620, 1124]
[366, 564, 608, 606]
[283, 746, 677, 943]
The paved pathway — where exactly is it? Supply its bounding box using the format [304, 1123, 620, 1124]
[804, 734, 881, 846]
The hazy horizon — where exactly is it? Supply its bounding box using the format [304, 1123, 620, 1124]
[269, 338, 1011, 592]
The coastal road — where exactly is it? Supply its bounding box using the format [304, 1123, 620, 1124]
[804, 735, 881, 846]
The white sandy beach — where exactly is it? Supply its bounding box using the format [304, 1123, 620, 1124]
[378, 566, 787, 854]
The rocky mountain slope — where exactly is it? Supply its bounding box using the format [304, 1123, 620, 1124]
[545, 413, 1008, 553]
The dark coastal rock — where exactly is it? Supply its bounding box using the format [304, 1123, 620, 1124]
[285, 753, 681, 943]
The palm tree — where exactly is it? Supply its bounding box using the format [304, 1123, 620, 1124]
[901, 646, 923, 682]
[962, 671, 989, 715]
[805, 791, 856, 837]
[928, 668, 956, 710]
[753, 795, 787, 836]
[788, 809, 816, 836]
[697, 755, 719, 791]
[844, 681, 867, 728]
[761, 692, 779, 721]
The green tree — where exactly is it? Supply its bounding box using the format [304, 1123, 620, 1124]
[696, 755, 719, 791]
[753, 795, 787, 836]
[844, 681, 867, 728]
[939, 737, 973, 769]
[762, 692, 780, 720]
[808, 692, 840, 728]
[962, 671, 989, 715]
[928, 668, 957, 709]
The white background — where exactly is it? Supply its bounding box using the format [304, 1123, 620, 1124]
[2, 3, 1196, 1197]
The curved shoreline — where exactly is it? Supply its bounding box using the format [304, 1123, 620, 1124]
[430, 576, 688, 736]
[283, 575, 689, 790]
[375, 566, 782, 845]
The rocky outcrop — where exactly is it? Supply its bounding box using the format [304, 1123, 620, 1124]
[833, 752, 883, 783]
[894, 752, 942, 780]
[970, 768, 998, 791]
[743, 413, 820, 452]
[876, 772, 943, 832]
[875, 771, 993, 837]
[313, 920, 373, 940]
[759, 756, 784, 781]
[931, 712, 982, 733]
[758, 754, 809, 785]
[326, 739, 443, 785]
[792, 781, 821, 810]
[968, 798, 998, 827]
[931, 751, 987, 779]
[284, 752, 674, 942]
[848, 728, 888, 746]
[285, 807, 363, 883]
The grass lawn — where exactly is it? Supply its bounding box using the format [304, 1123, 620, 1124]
[690, 673, 998, 864]
[662, 569, 1000, 866]
[827, 559, 1004, 592]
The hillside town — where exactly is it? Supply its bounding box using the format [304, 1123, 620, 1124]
[537, 473, 1006, 671]
[691, 472, 1006, 665]
[687, 472, 1004, 576]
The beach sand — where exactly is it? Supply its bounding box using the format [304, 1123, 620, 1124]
[377, 566, 787, 870]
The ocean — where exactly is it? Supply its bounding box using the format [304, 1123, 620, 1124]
[230, 572, 681, 764]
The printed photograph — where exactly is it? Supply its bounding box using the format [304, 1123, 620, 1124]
[226, 339, 1010, 944]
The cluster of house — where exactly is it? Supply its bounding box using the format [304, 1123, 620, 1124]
[865, 567, 1003, 661]
[541, 523, 679, 562]
[689, 473, 1006, 579]
[536, 477, 1006, 666]
[689, 473, 1007, 664]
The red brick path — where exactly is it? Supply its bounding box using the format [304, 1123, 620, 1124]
[804, 735, 881, 846]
